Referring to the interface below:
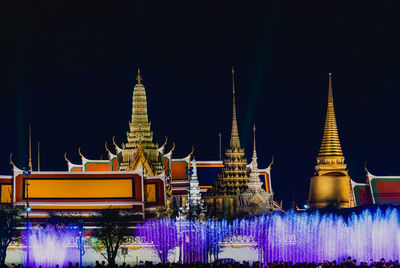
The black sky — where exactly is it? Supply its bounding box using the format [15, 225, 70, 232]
[1, 1, 400, 208]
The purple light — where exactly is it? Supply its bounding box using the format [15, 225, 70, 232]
[23, 224, 81, 268]
[138, 208, 400, 263]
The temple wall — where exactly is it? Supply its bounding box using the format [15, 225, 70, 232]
[5, 244, 259, 266]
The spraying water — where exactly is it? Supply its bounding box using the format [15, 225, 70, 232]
[138, 207, 400, 263]
[23, 223, 81, 268]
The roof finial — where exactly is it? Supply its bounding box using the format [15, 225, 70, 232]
[328, 72, 333, 103]
[171, 142, 175, 152]
[253, 123, 257, 155]
[252, 123, 258, 170]
[364, 161, 369, 173]
[268, 154, 275, 169]
[230, 67, 241, 149]
[9, 153, 14, 166]
[28, 125, 33, 171]
[136, 68, 142, 84]
[232, 67, 235, 96]
[162, 136, 168, 147]
[189, 146, 195, 157]
[37, 141, 40, 172]
[105, 141, 110, 154]
[64, 153, 69, 163]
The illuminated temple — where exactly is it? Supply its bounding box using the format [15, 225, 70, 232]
[306, 73, 400, 208]
[3, 70, 400, 266]
[0, 68, 281, 219]
[1, 71, 399, 219]
[308, 73, 355, 208]
[205, 68, 281, 216]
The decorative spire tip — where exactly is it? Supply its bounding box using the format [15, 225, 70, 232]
[252, 123, 257, 155]
[136, 68, 142, 84]
[232, 67, 236, 95]
[28, 125, 32, 171]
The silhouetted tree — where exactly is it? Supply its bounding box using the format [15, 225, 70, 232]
[0, 206, 21, 266]
[88, 209, 131, 266]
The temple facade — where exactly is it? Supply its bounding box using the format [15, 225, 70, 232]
[0, 68, 281, 220]
[308, 73, 355, 209]
[205, 68, 281, 217]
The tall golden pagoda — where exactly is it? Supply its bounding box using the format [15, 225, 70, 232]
[119, 69, 163, 175]
[308, 73, 354, 209]
[207, 68, 250, 216]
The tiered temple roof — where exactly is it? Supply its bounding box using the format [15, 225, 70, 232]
[119, 69, 163, 175]
[210, 68, 250, 197]
[240, 124, 275, 213]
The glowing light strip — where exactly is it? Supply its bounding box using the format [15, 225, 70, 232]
[171, 180, 189, 184]
[172, 187, 189, 191]
[27, 170, 141, 175]
[145, 207, 159, 211]
[195, 161, 223, 164]
[196, 164, 224, 167]
[15, 201, 144, 206]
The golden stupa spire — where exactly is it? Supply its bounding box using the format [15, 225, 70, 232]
[317, 73, 344, 164]
[230, 67, 241, 149]
[136, 68, 142, 84]
[309, 73, 352, 209]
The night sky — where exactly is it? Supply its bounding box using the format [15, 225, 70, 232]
[1, 2, 400, 208]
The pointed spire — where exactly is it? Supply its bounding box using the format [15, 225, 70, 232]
[28, 125, 33, 171]
[136, 68, 142, 84]
[230, 67, 241, 149]
[246, 123, 264, 192]
[328, 72, 333, 103]
[37, 141, 40, 172]
[252, 123, 258, 170]
[317, 73, 344, 163]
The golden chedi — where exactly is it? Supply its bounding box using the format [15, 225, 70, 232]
[308, 73, 355, 209]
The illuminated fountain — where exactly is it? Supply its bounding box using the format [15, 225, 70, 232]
[23, 223, 81, 268]
[258, 208, 400, 263]
[138, 207, 400, 264]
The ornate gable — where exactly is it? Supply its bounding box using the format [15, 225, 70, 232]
[128, 142, 155, 176]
